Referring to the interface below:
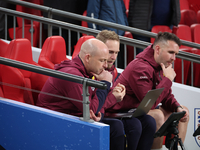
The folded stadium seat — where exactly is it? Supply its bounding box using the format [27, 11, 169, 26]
[173, 24, 192, 85]
[72, 35, 95, 59]
[38, 36, 69, 69]
[179, 0, 190, 10]
[1, 38, 48, 105]
[8, 0, 42, 47]
[197, 10, 200, 23]
[151, 25, 172, 43]
[179, 9, 197, 27]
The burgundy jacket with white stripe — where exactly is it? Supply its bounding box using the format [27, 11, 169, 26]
[103, 44, 180, 114]
[37, 56, 100, 117]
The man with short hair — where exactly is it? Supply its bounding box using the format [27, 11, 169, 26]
[97, 30, 157, 150]
[103, 32, 189, 150]
[37, 38, 126, 150]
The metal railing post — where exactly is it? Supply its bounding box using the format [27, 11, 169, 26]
[80, 78, 94, 123]
[47, 8, 52, 37]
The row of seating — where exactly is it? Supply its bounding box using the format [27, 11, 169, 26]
[0, 36, 69, 105]
[0, 38, 48, 105]
[0, 34, 121, 105]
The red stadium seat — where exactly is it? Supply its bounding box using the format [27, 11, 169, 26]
[180, 0, 190, 10]
[72, 35, 95, 59]
[151, 25, 172, 43]
[179, 9, 197, 27]
[173, 25, 192, 85]
[191, 24, 200, 44]
[173, 24, 192, 49]
[38, 36, 69, 69]
[8, 0, 42, 47]
[0, 39, 8, 97]
[1, 39, 48, 105]
[188, 0, 200, 13]
[0, 39, 8, 57]
[197, 10, 200, 23]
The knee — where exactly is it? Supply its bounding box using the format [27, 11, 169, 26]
[149, 109, 165, 129]
[182, 105, 190, 122]
[124, 118, 142, 136]
[110, 119, 124, 137]
[143, 115, 156, 132]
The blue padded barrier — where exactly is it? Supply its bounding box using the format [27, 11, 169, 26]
[0, 98, 109, 150]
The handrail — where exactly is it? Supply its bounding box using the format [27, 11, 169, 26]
[0, 6, 150, 49]
[0, 56, 107, 89]
[0, 56, 107, 122]
[3, 0, 200, 50]
[177, 51, 200, 64]
[1, 6, 200, 62]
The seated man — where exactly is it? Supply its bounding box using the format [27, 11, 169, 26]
[37, 38, 126, 150]
[97, 30, 156, 150]
[103, 32, 189, 150]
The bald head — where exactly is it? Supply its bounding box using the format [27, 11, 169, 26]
[79, 38, 108, 58]
[79, 38, 109, 75]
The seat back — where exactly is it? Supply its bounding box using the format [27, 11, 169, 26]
[1, 39, 34, 104]
[179, 9, 197, 26]
[72, 35, 95, 59]
[191, 24, 200, 44]
[0, 39, 8, 97]
[197, 10, 200, 23]
[0, 39, 9, 57]
[173, 24, 192, 49]
[188, 0, 200, 13]
[173, 25, 192, 85]
[38, 36, 68, 69]
[151, 25, 172, 43]
[180, 0, 190, 10]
